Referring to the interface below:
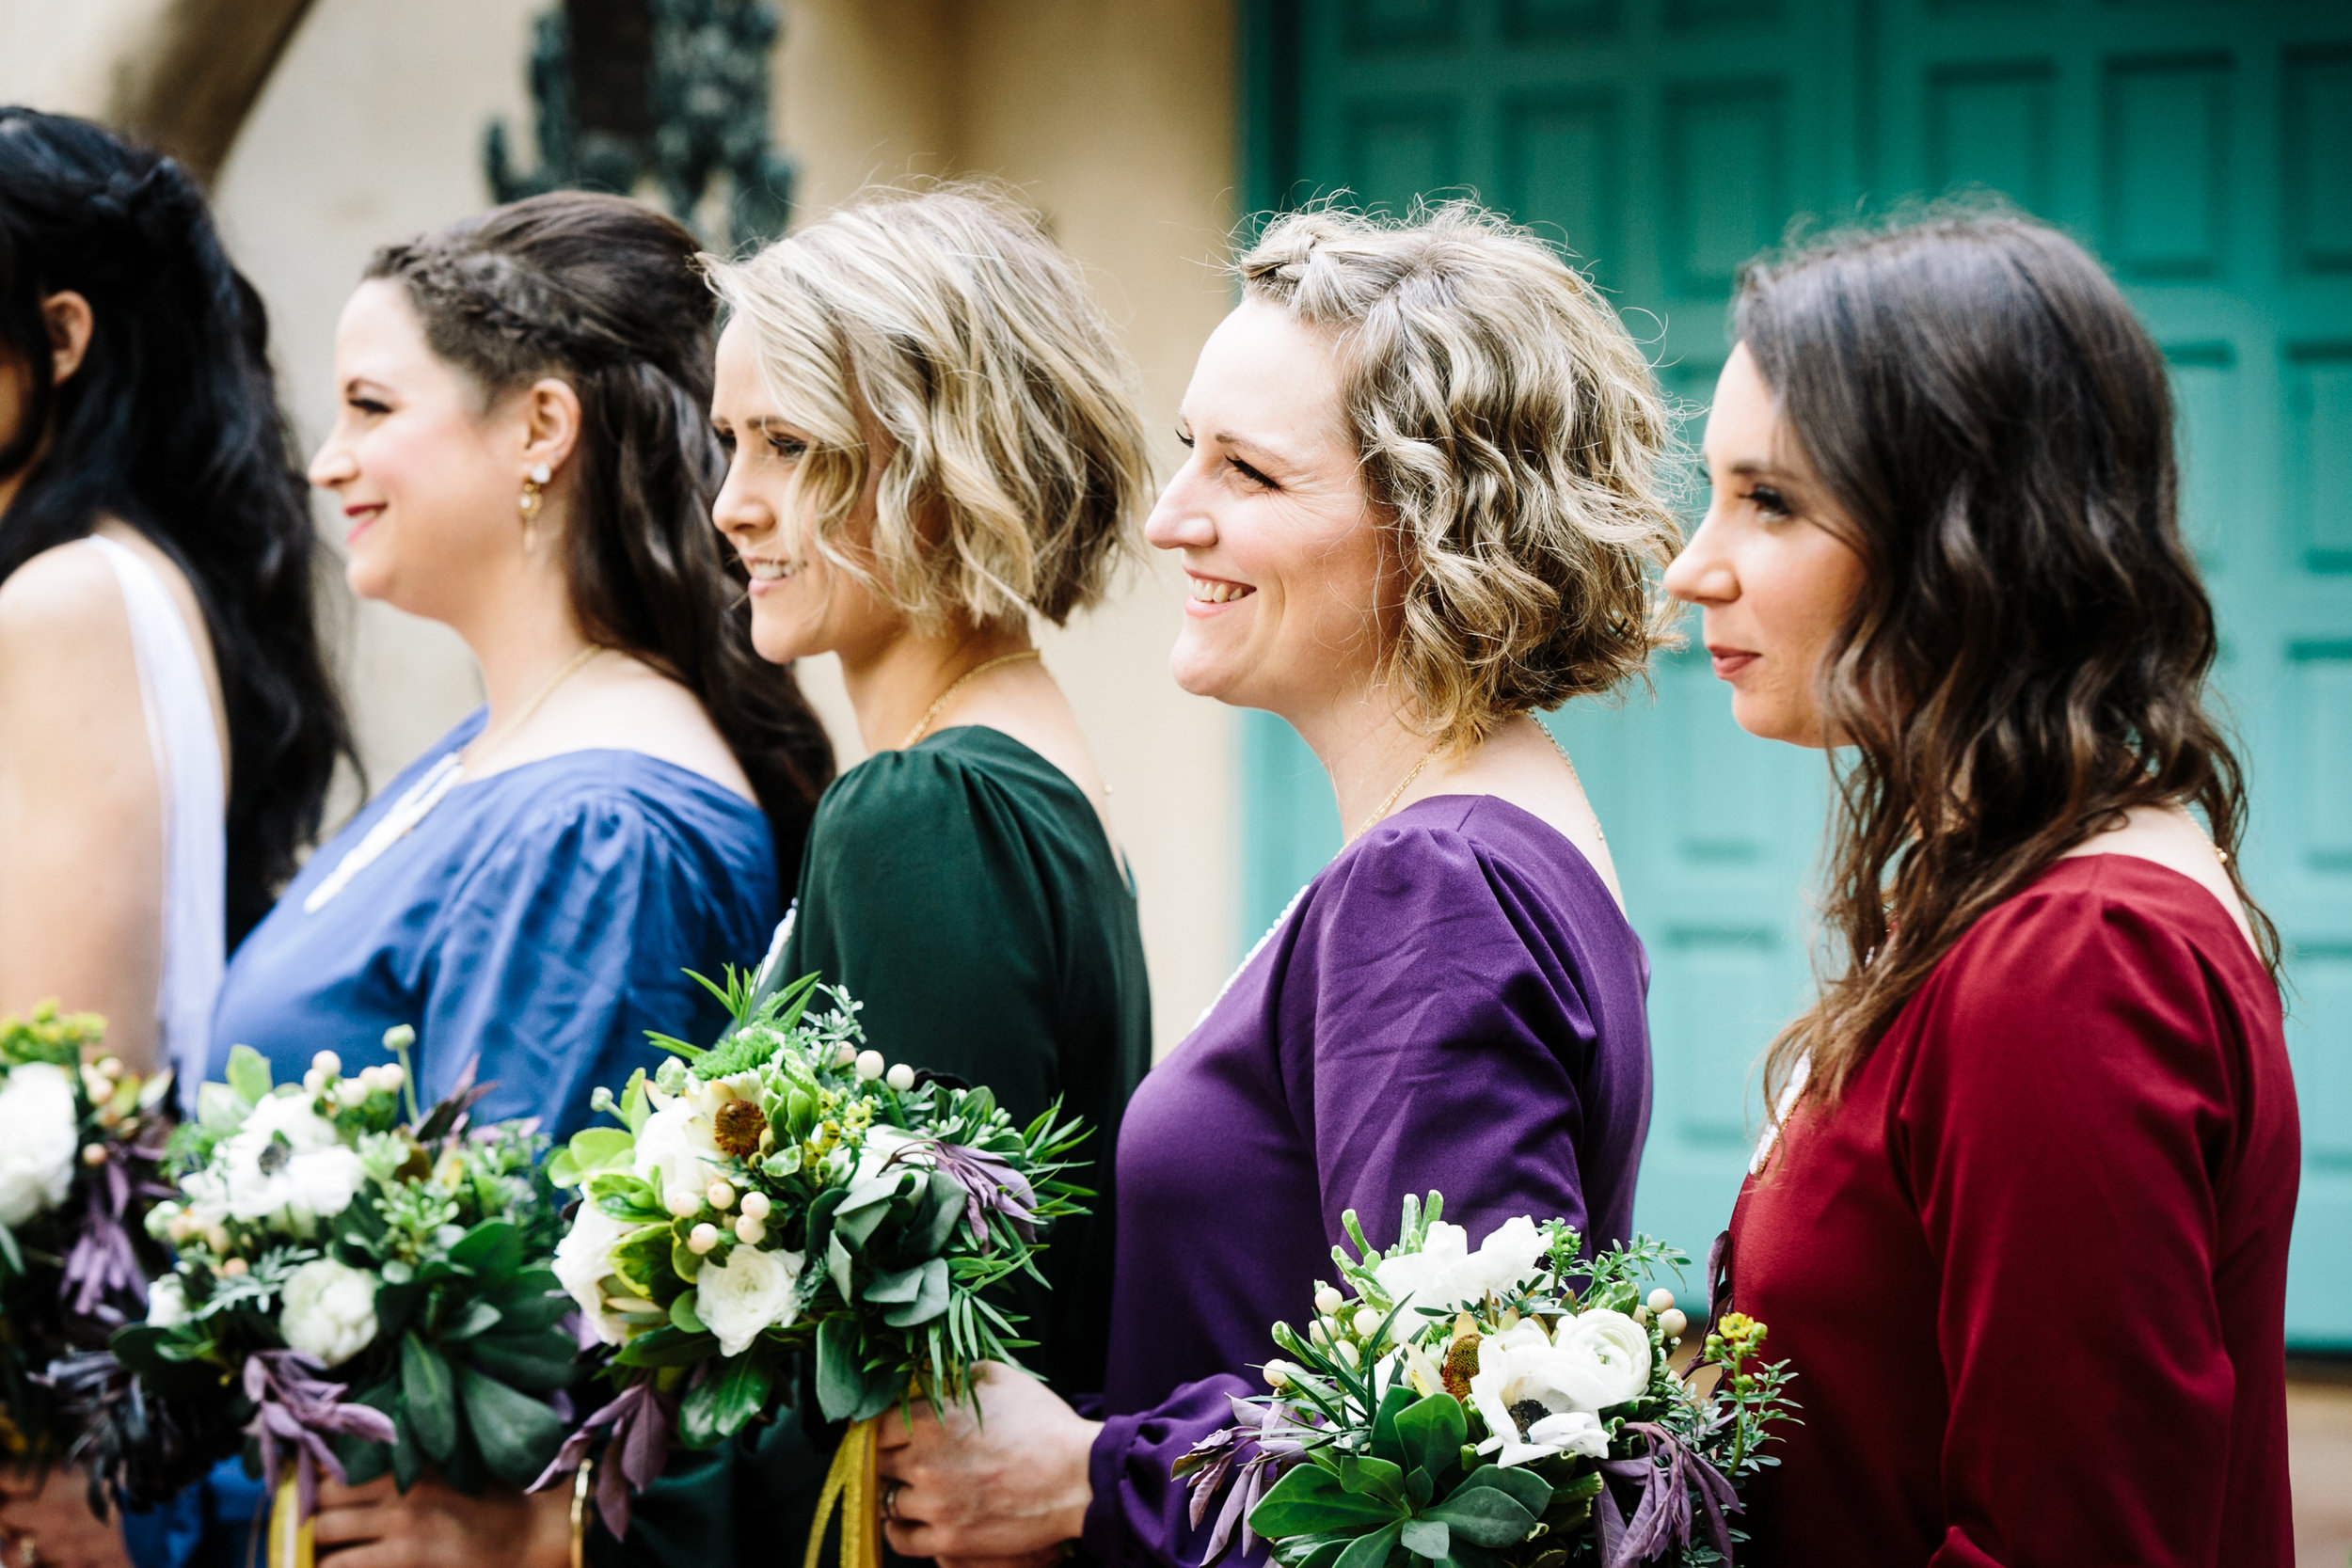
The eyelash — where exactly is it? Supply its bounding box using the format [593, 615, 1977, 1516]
[1175, 430, 1278, 491]
[1746, 484, 1792, 520]
[347, 397, 389, 417]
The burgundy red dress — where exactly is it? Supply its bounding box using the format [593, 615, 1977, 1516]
[1726, 855, 2299, 1568]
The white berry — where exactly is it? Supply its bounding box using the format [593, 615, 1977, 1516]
[688, 1224, 720, 1255]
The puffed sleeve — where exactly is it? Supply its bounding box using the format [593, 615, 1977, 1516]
[1899, 888, 2259, 1568]
[1085, 823, 1624, 1568]
[778, 748, 1062, 1123]
[417, 791, 757, 1139]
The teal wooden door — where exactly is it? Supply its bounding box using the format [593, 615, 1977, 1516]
[1242, 0, 2352, 1344]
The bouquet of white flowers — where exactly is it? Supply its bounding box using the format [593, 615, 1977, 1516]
[87, 1032, 579, 1564]
[1177, 1195, 1796, 1568]
[532, 974, 1088, 1567]
[0, 1004, 174, 1480]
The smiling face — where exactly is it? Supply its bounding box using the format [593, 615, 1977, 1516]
[1662, 341, 1870, 747]
[707, 316, 900, 666]
[1143, 299, 1397, 721]
[307, 279, 536, 619]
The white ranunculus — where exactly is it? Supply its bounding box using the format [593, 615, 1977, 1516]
[0, 1063, 83, 1227]
[145, 1275, 190, 1330]
[279, 1259, 380, 1368]
[851, 1126, 934, 1190]
[1550, 1309, 1652, 1412]
[215, 1092, 366, 1234]
[554, 1200, 644, 1346]
[1374, 1217, 1550, 1329]
[695, 1243, 803, 1357]
[631, 1097, 726, 1200]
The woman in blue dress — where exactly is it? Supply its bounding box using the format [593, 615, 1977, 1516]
[133, 192, 834, 1568]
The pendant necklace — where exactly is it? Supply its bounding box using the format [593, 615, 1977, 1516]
[305, 645, 603, 912]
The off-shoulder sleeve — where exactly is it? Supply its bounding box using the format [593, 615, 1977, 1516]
[779, 748, 1062, 1123]
[1898, 883, 2260, 1568]
[1085, 821, 1619, 1568]
[419, 790, 757, 1139]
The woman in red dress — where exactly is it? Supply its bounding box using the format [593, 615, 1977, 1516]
[1663, 211, 2299, 1567]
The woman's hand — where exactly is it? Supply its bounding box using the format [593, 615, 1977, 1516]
[874, 1362, 1101, 1563]
[307, 1474, 571, 1568]
[0, 1469, 129, 1568]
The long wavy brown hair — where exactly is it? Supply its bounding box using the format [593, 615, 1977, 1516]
[1742, 210, 2281, 1125]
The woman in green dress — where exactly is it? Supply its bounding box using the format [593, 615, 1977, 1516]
[596, 184, 1158, 1568]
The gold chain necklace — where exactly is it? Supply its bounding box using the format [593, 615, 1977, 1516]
[303, 643, 601, 913]
[900, 648, 1042, 749]
[1348, 746, 1438, 843]
[467, 643, 604, 770]
[1535, 718, 1602, 841]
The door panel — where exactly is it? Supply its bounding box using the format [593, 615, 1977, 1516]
[1244, 0, 2352, 1343]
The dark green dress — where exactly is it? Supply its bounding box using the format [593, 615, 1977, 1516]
[595, 726, 1152, 1568]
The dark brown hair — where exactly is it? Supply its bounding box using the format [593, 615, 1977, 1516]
[1740, 209, 2280, 1120]
[366, 192, 833, 877]
[0, 109, 353, 942]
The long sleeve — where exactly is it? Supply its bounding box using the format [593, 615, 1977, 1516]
[1899, 892, 2259, 1568]
[781, 747, 1063, 1123]
[1085, 815, 1646, 1568]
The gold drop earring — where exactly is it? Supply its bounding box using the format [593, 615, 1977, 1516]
[518, 463, 551, 550]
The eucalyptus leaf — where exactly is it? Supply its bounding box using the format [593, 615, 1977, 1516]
[1248, 1465, 1408, 1537]
[815, 1317, 863, 1422]
[880, 1258, 949, 1328]
[1391, 1396, 1467, 1487]
[448, 1221, 523, 1279]
[1399, 1520, 1449, 1560]
[399, 1332, 457, 1464]
[224, 1044, 272, 1106]
[458, 1366, 567, 1489]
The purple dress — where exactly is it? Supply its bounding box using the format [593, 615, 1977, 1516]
[1083, 795, 1654, 1568]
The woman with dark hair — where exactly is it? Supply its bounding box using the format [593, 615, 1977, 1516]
[141, 190, 834, 1568]
[0, 108, 350, 1069]
[0, 108, 351, 1568]
[1664, 211, 2297, 1565]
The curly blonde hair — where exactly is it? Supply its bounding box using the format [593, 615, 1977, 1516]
[706, 183, 1153, 627]
[1237, 203, 1682, 749]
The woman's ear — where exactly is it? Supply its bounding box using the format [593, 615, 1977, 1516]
[42, 293, 94, 387]
[518, 376, 584, 483]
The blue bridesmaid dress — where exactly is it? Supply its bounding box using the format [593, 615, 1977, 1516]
[122, 708, 783, 1568]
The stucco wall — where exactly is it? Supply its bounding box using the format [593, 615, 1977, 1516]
[1, 0, 1243, 1053]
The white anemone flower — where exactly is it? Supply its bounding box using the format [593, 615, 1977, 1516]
[211, 1092, 366, 1235]
[1373, 1217, 1553, 1330]
[1469, 1321, 1617, 1467]
[0, 1063, 81, 1227]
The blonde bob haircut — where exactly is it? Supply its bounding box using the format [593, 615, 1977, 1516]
[707, 184, 1152, 627]
[1237, 203, 1682, 750]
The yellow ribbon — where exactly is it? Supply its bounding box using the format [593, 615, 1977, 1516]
[803, 1416, 882, 1568]
[265, 1479, 314, 1568]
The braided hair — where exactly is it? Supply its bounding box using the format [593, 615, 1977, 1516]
[0, 108, 354, 944]
[364, 192, 834, 879]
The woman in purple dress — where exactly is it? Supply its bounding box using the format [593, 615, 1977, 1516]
[869, 202, 1682, 1568]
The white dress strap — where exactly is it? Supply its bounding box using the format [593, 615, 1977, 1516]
[85, 536, 226, 1096]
